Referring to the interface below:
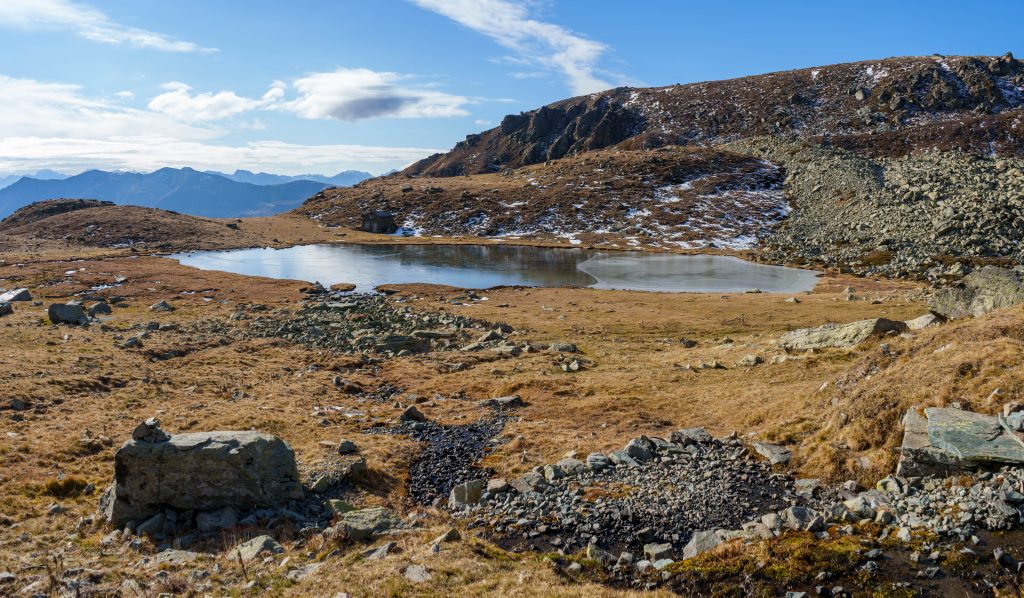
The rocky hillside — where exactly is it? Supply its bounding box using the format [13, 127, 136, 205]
[302, 147, 788, 250]
[731, 138, 1024, 279]
[407, 54, 1024, 176]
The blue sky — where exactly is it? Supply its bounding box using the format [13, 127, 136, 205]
[0, 0, 1020, 176]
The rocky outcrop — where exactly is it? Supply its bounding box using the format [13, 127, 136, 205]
[100, 421, 302, 526]
[929, 266, 1024, 319]
[405, 54, 1024, 177]
[779, 317, 907, 350]
[405, 94, 643, 176]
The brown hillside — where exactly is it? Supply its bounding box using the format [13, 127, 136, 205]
[301, 146, 788, 250]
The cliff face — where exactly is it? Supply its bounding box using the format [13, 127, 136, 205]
[405, 54, 1024, 176]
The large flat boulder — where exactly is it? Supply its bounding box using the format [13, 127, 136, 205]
[896, 407, 1024, 476]
[926, 408, 1024, 464]
[100, 424, 302, 526]
[929, 266, 1024, 319]
[780, 318, 907, 350]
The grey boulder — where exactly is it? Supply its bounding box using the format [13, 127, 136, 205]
[0, 288, 31, 302]
[48, 302, 88, 326]
[339, 507, 401, 540]
[233, 535, 283, 562]
[100, 428, 302, 526]
[682, 529, 728, 560]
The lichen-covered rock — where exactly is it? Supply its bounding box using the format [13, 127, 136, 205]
[780, 318, 907, 350]
[100, 427, 302, 526]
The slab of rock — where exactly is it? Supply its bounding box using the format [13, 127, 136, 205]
[152, 549, 201, 567]
[339, 507, 401, 540]
[779, 318, 907, 350]
[0, 302, 11, 317]
[897, 407, 1024, 476]
[896, 408, 952, 477]
[100, 426, 302, 526]
[926, 408, 1024, 464]
[403, 564, 432, 583]
[751, 441, 792, 465]
[48, 303, 88, 326]
[643, 542, 673, 561]
[363, 541, 395, 560]
[929, 267, 1024, 319]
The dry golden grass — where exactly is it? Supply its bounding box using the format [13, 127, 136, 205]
[3, 227, 1014, 595]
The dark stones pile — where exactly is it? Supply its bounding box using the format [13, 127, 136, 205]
[463, 434, 832, 556]
[370, 417, 509, 505]
[240, 292, 510, 356]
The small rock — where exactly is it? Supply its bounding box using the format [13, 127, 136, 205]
[233, 535, 283, 562]
[150, 300, 175, 312]
[403, 564, 432, 583]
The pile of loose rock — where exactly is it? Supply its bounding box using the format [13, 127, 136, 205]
[449, 426, 1024, 582]
[732, 138, 1024, 279]
[452, 432, 833, 568]
[241, 293, 521, 357]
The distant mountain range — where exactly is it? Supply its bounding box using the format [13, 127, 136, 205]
[0, 169, 65, 190]
[0, 167, 373, 219]
[211, 169, 372, 187]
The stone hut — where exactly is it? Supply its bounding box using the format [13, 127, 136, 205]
[361, 211, 397, 234]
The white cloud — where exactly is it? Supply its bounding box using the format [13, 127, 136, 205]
[0, 137, 439, 176]
[114, 90, 134, 100]
[410, 0, 616, 95]
[474, 119, 493, 126]
[0, 0, 215, 53]
[283, 68, 470, 121]
[0, 75, 438, 175]
[148, 83, 266, 122]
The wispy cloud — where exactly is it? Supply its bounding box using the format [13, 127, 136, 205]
[0, 0, 215, 53]
[282, 68, 470, 121]
[410, 0, 617, 95]
[0, 75, 439, 175]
